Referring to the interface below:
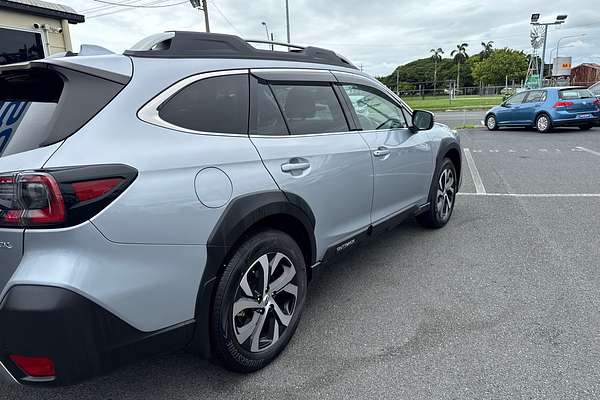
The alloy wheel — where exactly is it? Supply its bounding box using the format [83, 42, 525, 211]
[232, 252, 298, 352]
[486, 116, 496, 130]
[436, 167, 455, 221]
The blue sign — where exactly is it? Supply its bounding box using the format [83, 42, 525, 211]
[0, 101, 29, 156]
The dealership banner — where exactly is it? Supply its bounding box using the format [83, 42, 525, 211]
[0, 101, 29, 156]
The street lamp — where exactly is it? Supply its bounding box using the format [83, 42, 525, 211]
[531, 13, 568, 87]
[261, 22, 274, 50]
[555, 33, 585, 59]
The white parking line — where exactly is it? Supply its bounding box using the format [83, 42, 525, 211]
[576, 146, 600, 157]
[458, 193, 600, 198]
[462, 148, 486, 194]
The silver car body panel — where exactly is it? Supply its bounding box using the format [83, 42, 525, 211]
[0, 54, 460, 333]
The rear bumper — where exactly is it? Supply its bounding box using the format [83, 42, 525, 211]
[0, 285, 194, 386]
[552, 110, 600, 127]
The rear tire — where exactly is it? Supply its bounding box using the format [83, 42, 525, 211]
[485, 114, 499, 131]
[417, 158, 458, 229]
[536, 114, 552, 133]
[579, 125, 592, 131]
[211, 230, 307, 373]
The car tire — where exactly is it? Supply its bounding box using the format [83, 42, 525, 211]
[211, 229, 307, 372]
[417, 157, 458, 229]
[535, 113, 552, 133]
[485, 114, 499, 131]
[579, 125, 592, 130]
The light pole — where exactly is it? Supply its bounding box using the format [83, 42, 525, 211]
[531, 13, 568, 87]
[556, 33, 585, 59]
[261, 22, 273, 50]
[285, 0, 290, 44]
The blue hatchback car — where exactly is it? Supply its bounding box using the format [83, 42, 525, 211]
[485, 87, 600, 133]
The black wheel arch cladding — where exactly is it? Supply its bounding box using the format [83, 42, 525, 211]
[190, 190, 316, 358]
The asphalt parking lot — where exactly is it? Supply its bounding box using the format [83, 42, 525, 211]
[4, 127, 600, 399]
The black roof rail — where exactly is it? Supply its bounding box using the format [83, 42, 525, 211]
[123, 31, 357, 70]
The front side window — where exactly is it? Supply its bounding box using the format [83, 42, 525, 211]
[159, 74, 249, 134]
[270, 84, 349, 135]
[342, 84, 408, 130]
[506, 92, 527, 105]
[525, 90, 546, 103]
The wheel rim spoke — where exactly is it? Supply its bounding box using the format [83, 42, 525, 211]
[270, 265, 296, 293]
[233, 297, 260, 315]
[255, 254, 270, 296]
[235, 312, 260, 344]
[250, 311, 268, 352]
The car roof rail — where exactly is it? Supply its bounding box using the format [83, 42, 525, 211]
[123, 31, 357, 70]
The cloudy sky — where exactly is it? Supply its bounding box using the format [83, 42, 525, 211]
[60, 0, 600, 76]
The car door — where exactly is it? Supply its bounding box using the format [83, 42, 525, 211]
[248, 70, 373, 258]
[334, 74, 434, 224]
[520, 90, 547, 125]
[496, 91, 527, 125]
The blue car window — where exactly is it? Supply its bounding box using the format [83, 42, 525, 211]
[524, 91, 546, 103]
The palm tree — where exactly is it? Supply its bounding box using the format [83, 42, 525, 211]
[430, 48, 444, 94]
[451, 43, 469, 92]
[480, 41, 494, 59]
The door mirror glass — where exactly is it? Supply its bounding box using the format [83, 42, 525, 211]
[412, 110, 434, 131]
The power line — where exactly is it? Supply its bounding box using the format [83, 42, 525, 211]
[87, 0, 187, 18]
[208, 0, 242, 36]
[91, 0, 189, 8]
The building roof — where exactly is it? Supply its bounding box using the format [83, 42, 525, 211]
[573, 63, 600, 70]
[0, 0, 84, 24]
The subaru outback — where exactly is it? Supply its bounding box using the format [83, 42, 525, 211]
[0, 32, 461, 386]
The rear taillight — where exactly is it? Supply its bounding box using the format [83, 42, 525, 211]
[593, 98, 600, 106]
[553, 101, 574, 108]
[9, 355, 56, 378]
[0, 165, 136, 228]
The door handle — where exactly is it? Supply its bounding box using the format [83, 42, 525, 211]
[281, 162, 310, 173]
[373, 147, 390, 157]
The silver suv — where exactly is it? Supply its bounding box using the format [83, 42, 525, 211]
[0, 32, 461, 386]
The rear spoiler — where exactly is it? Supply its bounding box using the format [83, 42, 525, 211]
[0, 54, 131, 85]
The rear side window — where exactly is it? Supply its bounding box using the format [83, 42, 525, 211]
[270, 84, 349, 135]
[524, 90, 546, 103]
[559, 89, 594, 100]
[158, 75, 249, 134]
[250, 79, 288, 135]
[590, 82, 600, 96]
[0, 68, 124, 157]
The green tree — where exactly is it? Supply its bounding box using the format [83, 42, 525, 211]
[451, 43, 469, 91]
[430, 48, 444, 94]
[480, 41, 494, 59]
[471, 48, 528, 86]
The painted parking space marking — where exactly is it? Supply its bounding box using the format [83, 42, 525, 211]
[576, 146, 600, 157]
[463, 148, 486, 194]
[458, 193, 600, 198]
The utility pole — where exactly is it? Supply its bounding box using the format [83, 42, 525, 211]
[396, 69, 400, 95]
[285, 0, 291, 43]
[202, 0, 210, 32]
[190, 0, 210, 32]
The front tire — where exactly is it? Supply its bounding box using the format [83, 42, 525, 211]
[485, 114, 499, 131]
[536, 114, 552, 133]
[417, 158, 458, 229]
[579, 124, 592, 131]
[211, 230, 307, 372]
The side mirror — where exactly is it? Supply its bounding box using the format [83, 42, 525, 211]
[502, 102, 511, 108]
[412, 110, 434, 131]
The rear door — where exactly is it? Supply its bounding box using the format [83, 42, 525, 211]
[248, 70, 373, 257]
[521, 90, 547, 124]
[335, 74, 433, 223]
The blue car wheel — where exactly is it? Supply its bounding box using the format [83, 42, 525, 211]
[536, 113, 552, 134]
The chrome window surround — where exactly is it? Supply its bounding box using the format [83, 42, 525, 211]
[137, 67, 412, 138]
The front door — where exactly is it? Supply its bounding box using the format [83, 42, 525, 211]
[248, 73, 373, 258]
[520, 90, 547, 124]
[338, 82, 434, 224]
